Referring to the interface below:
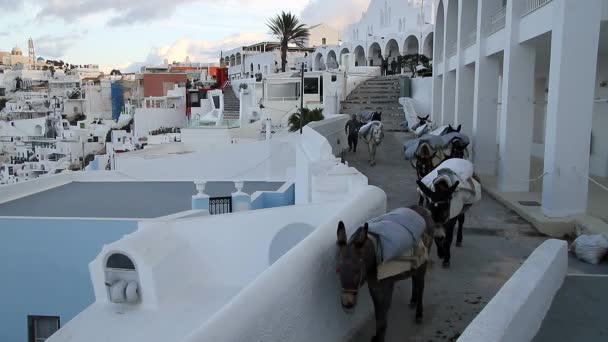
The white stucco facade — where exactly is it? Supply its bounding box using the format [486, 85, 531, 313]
[432, 0, 608, 219]
[311, 0, 435, 71]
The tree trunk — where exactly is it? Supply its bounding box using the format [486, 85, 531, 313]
[281, 41, 288, 72]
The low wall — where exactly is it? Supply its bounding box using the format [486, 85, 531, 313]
[0, 172, 73, 204]
[0, 217, 138, 342]
[308, 114, 349, 156]
[134, 107, 186, 138]
[184, 185, 387, 342]
[458, 239, 568, 342]
[410, 77, 432, 116]
[250, 183, 295, 210]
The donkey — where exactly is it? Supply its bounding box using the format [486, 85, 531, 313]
[417, 172, 481, 267]
[336, 206, 435, 342]
[445, 124, 462, 134]
[444, 137, 468, 160]
[362, 123, 384, 166]
[412, 115, 432, 137]
[413, 143, 438, 206]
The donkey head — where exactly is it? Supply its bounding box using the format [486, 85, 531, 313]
[371, 124, 384, 144]
[416, 179, 460, 225]
[449, 138, 467, 159]
[336, 221, 369, 313]
[417, 115, 430, 125]
[446, 124, 462, 134]
[416, 143, 437, 178]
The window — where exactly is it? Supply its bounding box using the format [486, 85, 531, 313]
[28, 315, 60, 342]
[322, 38, 326, 45]
[304, 78, 319, 95]
[107, 253, 135, 270]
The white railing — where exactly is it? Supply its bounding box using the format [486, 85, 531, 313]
[463, 30, 477, 49]
[489, 6, 507, 35]
[522, 0, 552, 17]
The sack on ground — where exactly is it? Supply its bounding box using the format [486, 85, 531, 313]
[572, 234, 608, 265]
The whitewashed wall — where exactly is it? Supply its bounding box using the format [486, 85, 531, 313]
[411, 77, 433, 116]
[134, 108, 186, 138]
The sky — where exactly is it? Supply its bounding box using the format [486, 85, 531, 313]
[0, 0, 370, 73]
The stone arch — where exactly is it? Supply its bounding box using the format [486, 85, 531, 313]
[314, 52, 326, 71]
[423, 32, 434, 58]
[385, 39, 400, 59]
[235, 53, 242, 65]
[435, 0, 445, 59]
[354, 45, 366, 66]
[326, 50, 338, 70]
[404, 35, 420, 55]
[368, 42, 382, 67]
[446, 0, 458, 57]
[230, 54, 236, 67]
[339, 48, 350, 65]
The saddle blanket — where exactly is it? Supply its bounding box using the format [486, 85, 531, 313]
[369, 235, 428, 280]
[440, 132, 470, 148]
[420, 159, 482, 219]
[403, 134, 444, 160]
[359, 121, 382, 137]
[365, 208, 426, 263]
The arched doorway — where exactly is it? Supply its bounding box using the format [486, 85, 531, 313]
[368, 42, 382, 67]
[404, 35, 420, 55]
[354, 46, 366, 66]
[385, 39, 400, 59]
[314, 53, 326, 71]
[423, 33, 434, 58]
[326, 50, 338, 70]
[339, 48, 350, 66]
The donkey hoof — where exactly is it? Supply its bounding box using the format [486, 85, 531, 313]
[456, 241, 463, 247]
[442, 260, 451, 268]
[415, 316, 423, 324]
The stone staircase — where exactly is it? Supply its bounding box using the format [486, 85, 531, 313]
[341, 76, 405, 131]
[223, 87, 240, 120]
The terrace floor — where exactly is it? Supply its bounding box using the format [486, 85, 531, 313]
[0, 181, 284, 219]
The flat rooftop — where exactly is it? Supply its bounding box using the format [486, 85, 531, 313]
[0, 181, 284, 219]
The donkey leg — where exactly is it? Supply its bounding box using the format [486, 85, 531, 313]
[456, 214, 465, 247]
[418, 194, 424, 206]
[369, 284, 394, 342]
[442, 220, 456, 267]
[409, 275, 418, 308]
[415, 263, 428, 323]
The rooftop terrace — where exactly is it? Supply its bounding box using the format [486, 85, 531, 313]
[0, 181, 284, 219]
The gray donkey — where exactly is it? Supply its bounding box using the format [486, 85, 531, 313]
[336, 205, 436, 342]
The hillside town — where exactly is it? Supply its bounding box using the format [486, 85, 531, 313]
[1, 1, 608, 342]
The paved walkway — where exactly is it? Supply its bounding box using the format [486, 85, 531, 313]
[345, 131, 548, 342]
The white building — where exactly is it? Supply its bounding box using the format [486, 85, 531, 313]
[311, 0, 435, 71]
[307, 23, 342, 47]
[431, 0, 608, 224]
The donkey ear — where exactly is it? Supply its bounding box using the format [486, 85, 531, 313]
[337, 221, 347, 246]
[425, 115, 430, 120]
[354, 223, 369, 249]
[457, 124, 462, 132]
[417, 180, 437, 201]
[448, 181, 460, 195]
[418, 116, 423, 120]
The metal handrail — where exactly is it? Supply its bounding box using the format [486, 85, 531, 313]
[522, 0, 552, 17]
[489, 6, 507, 35]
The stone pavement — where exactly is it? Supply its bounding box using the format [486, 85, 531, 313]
[345, 130, 548, 342]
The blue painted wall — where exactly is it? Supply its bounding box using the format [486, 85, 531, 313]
[250, 184, 295, 210]
[0, 218, 138, 341]
[110, 83, 124, 121]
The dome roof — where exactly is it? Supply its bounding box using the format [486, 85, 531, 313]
[37, 56, 45, 61]
[11, 46, 22, 55]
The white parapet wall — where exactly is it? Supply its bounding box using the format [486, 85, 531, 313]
[458, 239, 568, 342]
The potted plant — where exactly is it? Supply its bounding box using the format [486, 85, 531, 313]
[239, 83, 249, 94]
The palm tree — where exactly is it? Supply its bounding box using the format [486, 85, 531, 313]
[288, 107, 324, 132]
[266, 11, 310, 72]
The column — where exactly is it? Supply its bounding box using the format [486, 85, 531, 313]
[442, 70, 456, 125]
[497, 0, 535, 192]
[191, 181, 209, 210]
[455, 64, 475, 138]
[541, 0, 602, 217]
[232, 181, 251, 212]
[432, 74, 443, 124]
[472, 0, 500, 176]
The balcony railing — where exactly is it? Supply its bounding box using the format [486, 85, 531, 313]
[489, 6, 506, 35]
[522, 0, 552, 17]
[462, 30, 477, 49]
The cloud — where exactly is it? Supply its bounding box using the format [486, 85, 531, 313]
[300, 0, 369, 32]
[0, 0, 23, 11]
[121, 31, 268, 72]
[33, 0, 201, 26]
[34, 31, 87, 58]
